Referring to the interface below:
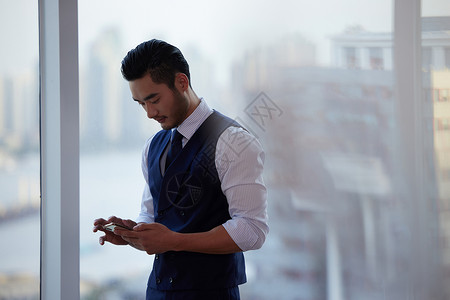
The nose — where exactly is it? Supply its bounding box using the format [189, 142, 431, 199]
[144, 102, 157, 119]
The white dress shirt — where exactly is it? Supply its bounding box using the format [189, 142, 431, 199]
[136, 99, 268, 251]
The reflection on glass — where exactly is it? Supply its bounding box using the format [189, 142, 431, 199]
[79, 0, 449, 299]
[0, 0, 40, 298]
[422, 3, 450, 298]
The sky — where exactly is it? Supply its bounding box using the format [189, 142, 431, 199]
[0, 0, 449, 79]
[76, 0, 394, 75]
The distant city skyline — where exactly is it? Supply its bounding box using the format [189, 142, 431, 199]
[1, 2, 450, 298]
[1, 0, 392, 79]
[2, 0, 449, 82]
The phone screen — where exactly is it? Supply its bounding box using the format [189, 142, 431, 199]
[103, 222, 132, 232]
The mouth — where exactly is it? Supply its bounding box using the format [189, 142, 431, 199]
[154, 117, 167, 123]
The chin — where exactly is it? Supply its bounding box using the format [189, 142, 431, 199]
[160, 123, 175, 131]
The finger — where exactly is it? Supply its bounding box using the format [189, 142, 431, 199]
[93, 219, 109, 232]
[121, 235, 135, 244]
[133, 223, 143, 231]
[93, 224, 104, 232]
[94, 223, 111, 233]
[93, 218, 107, 226]
[115, 228, 139, 238]
[123, 219, 136, 228]
[107, 216, 121, 223]
[134, 223, 153, 231]
[99, 235, 106, 245]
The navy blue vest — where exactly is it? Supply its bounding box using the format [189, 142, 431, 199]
[146, 111, 247, 291]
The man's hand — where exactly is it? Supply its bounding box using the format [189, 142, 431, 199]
[93, 216, 137, 246]
[115, 223, 179, 255]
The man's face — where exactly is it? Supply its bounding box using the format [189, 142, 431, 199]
[129, 73, 189, 130]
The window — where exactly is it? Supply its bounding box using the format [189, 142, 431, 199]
[437, 118, 450, 130]
[423, 3, 450, 298]
[0, 0, 40, 298]
[441, 89, 449, 101]
[344, 47, 359, 69]
[369, 47, 384, 70]
[432, 89, 450, 102]
[25, 0, 450, 299]
[78, 1, 397, 299]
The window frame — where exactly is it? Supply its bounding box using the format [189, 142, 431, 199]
[37, 0, 432, 298]
[39, 0, 79, 299]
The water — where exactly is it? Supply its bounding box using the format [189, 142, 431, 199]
[80, 150, 154, 284]
[0, 150, 152, 297]
[0, 213, 40, 274]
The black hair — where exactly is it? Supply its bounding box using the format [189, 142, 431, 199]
[121, 39, 191, 89]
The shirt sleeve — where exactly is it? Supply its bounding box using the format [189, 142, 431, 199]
[136, 137, 155, 224]
[216, 126, 269, 251]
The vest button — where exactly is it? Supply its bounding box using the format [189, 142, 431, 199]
[169, 277, 173, 283]
[155, 254, 159, 260]
[156, 278, 161, 284]
[180, 210, 185, 216]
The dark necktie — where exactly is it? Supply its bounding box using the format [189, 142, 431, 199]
[166, 129, 183, 168]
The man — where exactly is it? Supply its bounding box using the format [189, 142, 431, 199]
[93, 39, 268, 300]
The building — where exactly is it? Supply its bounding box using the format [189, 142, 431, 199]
[232, 17, 450, 299]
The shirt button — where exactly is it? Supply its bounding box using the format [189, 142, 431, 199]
[169, 277, 173, 283]
[156, 278, 161, 284]
[180, 210, 185, 216]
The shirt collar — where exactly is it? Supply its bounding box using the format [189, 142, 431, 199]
[176, 98, 213, 141]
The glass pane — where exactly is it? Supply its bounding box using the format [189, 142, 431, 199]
[78, 1, 445, 299]
[0, 0, 40, 298]
[79, 21, 152, 299]
[422, 1, 450, 298]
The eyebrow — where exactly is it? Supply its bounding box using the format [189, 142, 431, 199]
[133, 92, 159, 102]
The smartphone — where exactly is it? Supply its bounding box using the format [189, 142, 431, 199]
[103, 222, 132, 232]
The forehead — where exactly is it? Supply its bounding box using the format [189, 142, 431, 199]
[129, 73, 170, 100]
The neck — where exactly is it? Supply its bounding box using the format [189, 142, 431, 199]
[185, 87, 200, 117]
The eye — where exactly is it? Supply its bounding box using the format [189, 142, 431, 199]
[151, 98, 160, 104]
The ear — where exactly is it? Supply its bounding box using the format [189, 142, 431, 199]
[175, 73, 189, 92]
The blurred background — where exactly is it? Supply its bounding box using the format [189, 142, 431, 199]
[1, 0, 450, 299]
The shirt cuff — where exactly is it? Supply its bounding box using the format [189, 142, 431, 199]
[135, 213, 153, 224]
[222, 217, 267, 251]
